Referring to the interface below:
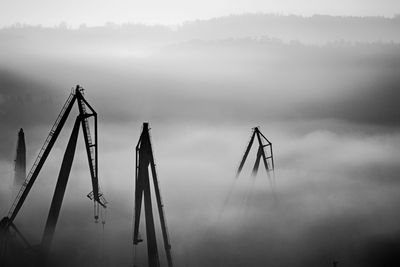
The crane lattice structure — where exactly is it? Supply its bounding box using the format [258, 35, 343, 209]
[237, 126, 275, 177]
[133, 123, 173, 267]
[0, 85, 107, 264]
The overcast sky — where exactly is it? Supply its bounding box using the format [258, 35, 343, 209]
[0, 0, 399, 27]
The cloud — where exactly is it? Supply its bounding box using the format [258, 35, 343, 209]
[2, 121, 400, 266]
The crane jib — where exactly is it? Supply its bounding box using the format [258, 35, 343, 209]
[1, 85, 107, 262]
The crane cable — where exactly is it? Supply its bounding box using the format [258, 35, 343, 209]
[93, 201, 99, 223]
[101, 205, 107, 251]
[100, 206, 107, 266]
[101, 206, 106, 229]
[133, 244, 138, 267]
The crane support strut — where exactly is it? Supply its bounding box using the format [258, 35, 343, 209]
[41, 117, 80, 255]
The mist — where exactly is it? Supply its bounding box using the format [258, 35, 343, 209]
[0, 13, 400, 267]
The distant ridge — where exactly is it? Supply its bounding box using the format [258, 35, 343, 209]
[1, 13, 399, 44]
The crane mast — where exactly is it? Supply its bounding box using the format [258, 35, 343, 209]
[133, 123, 173, 267]
[0, 85, 106, 264]
[13, 128, 26, 189]
[237, 126, 275, 177]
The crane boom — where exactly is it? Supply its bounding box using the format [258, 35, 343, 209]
[7, 92, 77, 224]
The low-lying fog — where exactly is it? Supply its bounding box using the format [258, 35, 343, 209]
[0, 14, 399, 267]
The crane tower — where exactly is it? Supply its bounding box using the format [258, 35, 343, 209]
[13, 128, 26, 188]
[133, 123, 173, 267]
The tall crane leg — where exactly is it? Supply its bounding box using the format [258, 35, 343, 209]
[41, 117, 80, 258]
[252, 146, 262, 176]
[254, 131, 269, 172]
[150, 158, 173, 267]
[237, 131, 256, 176]
[141, 162, 160, 267]
[133, 177, 143, 244]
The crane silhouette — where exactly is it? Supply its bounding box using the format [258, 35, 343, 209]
[0, 86, 106, 265]
[133, 123, 173, 267]
[237, 126, 274, 177]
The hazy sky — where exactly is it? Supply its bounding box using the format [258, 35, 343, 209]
[0, 0, 399, 26]
[1, 10, 400, 267]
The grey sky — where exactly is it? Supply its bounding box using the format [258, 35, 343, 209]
[0, 0, 399, 27]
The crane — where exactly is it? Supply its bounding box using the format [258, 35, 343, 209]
[237, 126, 275, 177]
[0, 85, 107, 264]
[133, 123, 173, 267]
[13, 128, 26, 189]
